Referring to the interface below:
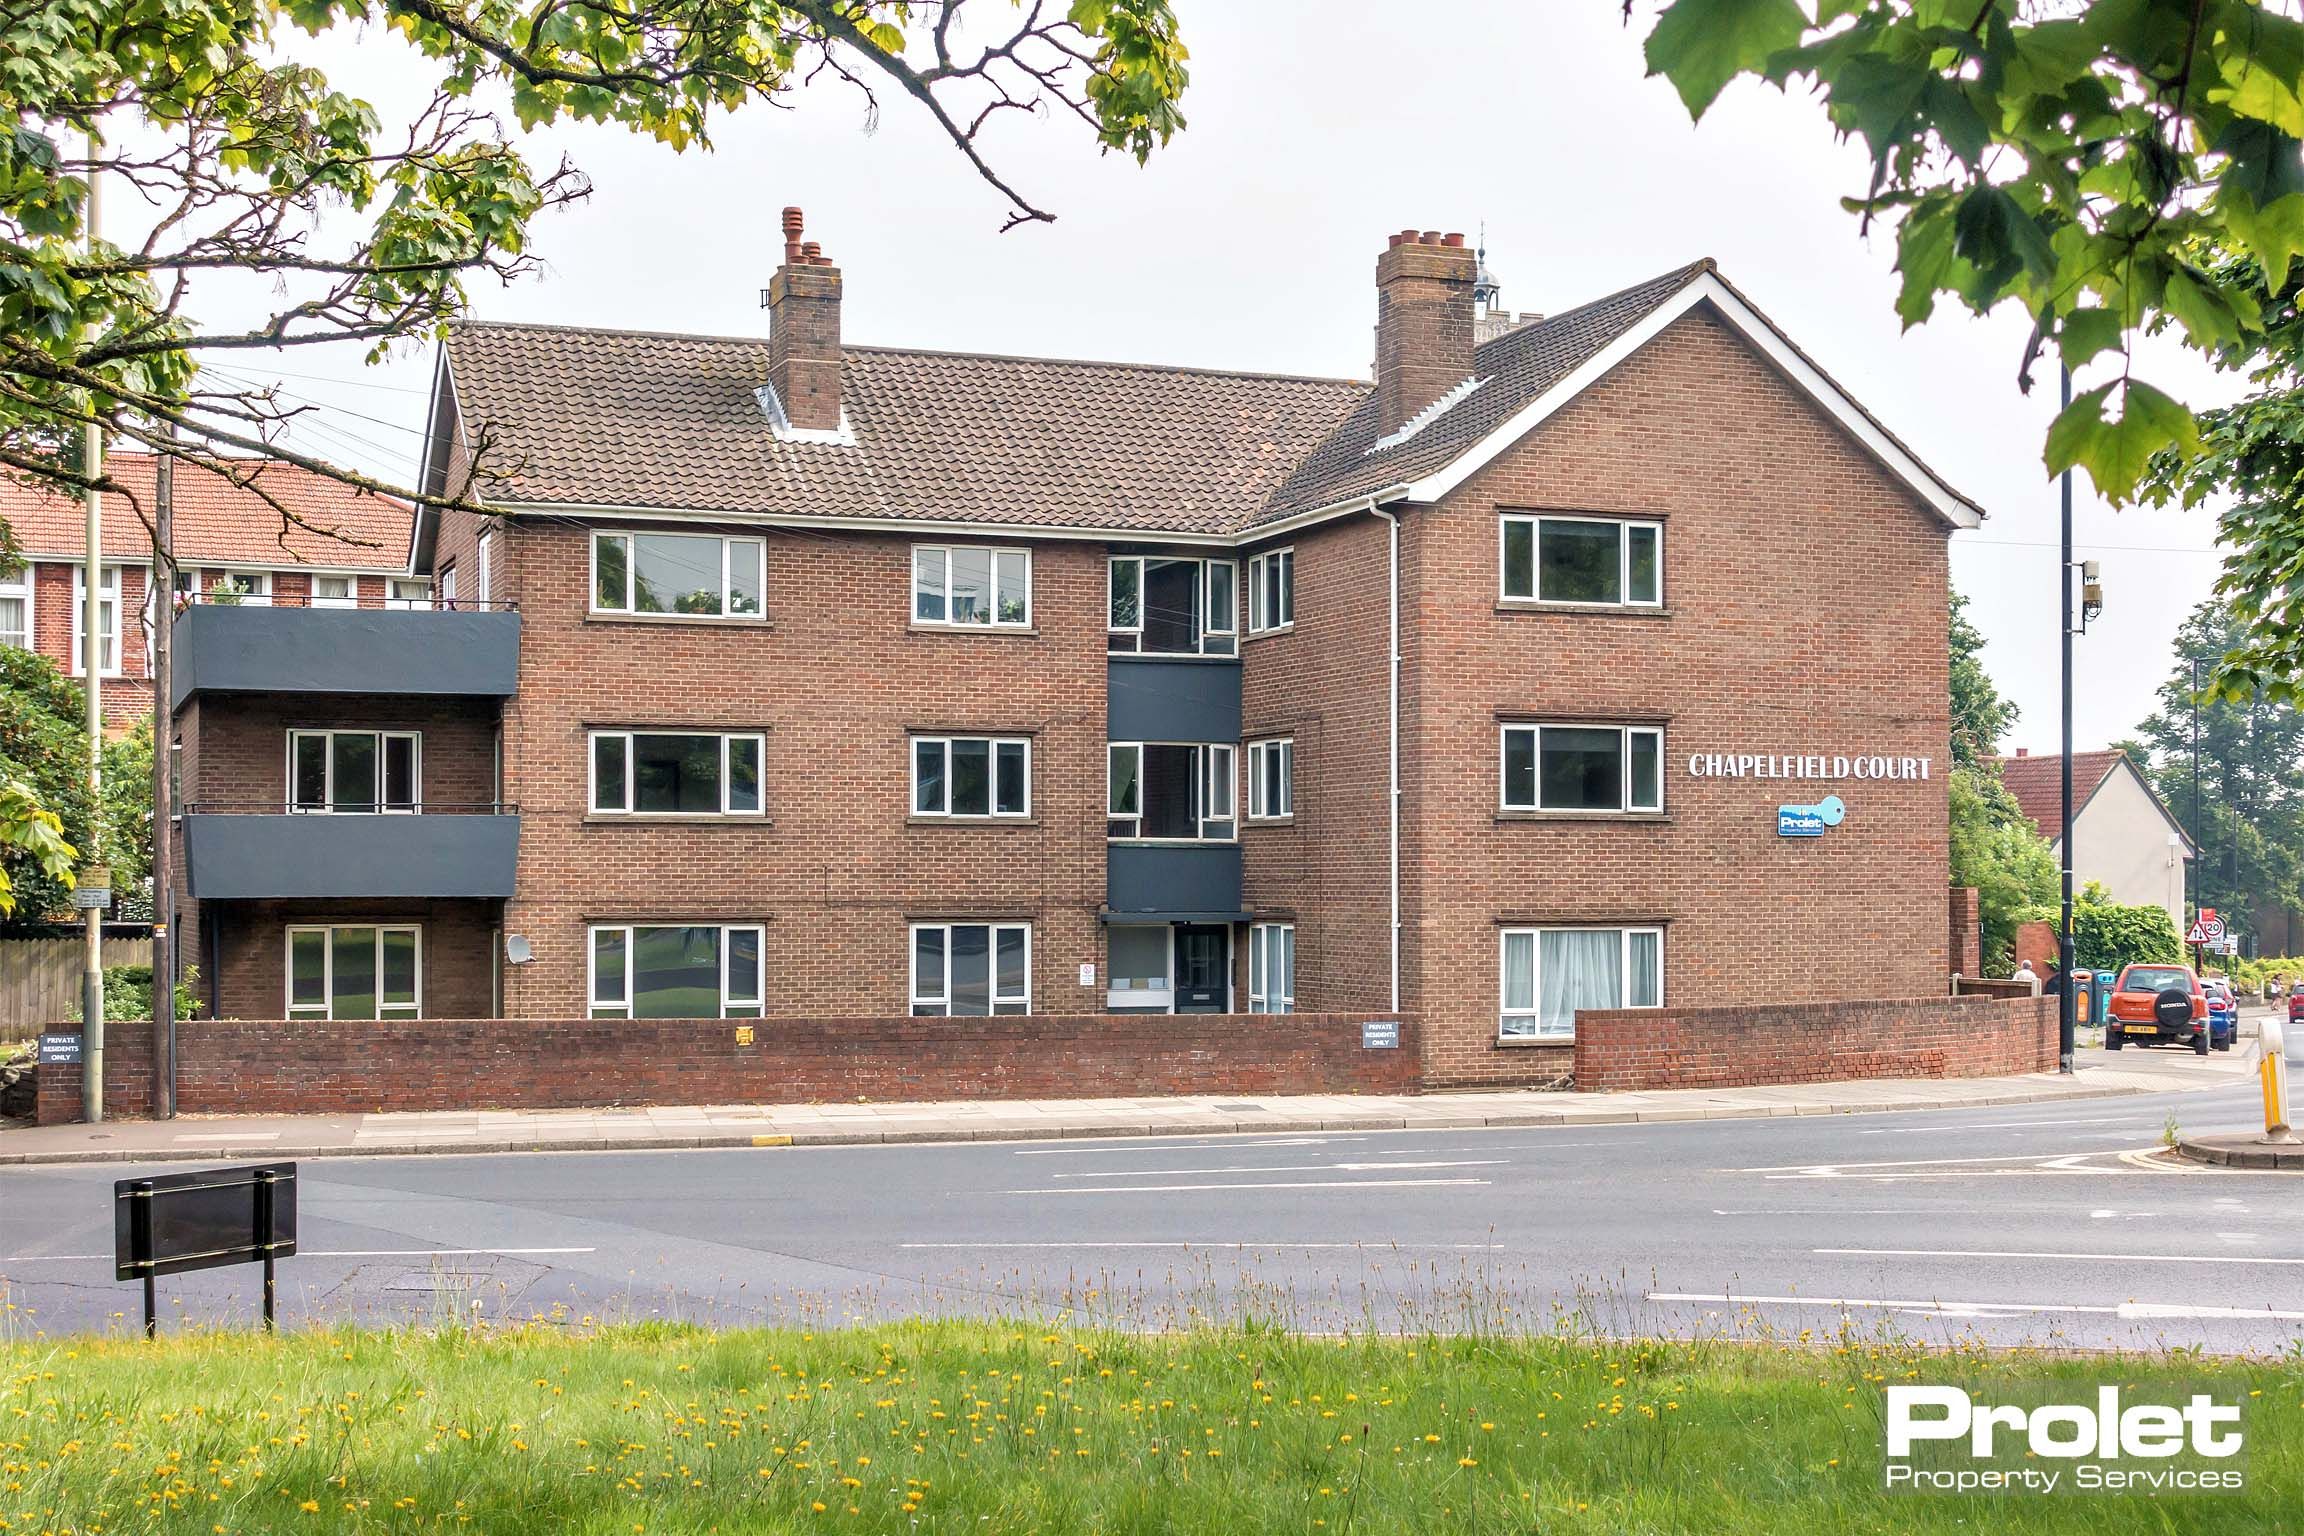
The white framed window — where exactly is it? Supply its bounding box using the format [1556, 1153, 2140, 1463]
[912, 546, 1030, 628]
[1107, 556, 1236, 655]
[1107, 742, 1236, 841]
[1499, 926, 1663, 1041]
[591, 530, 764, 619]
[910, 922, 1031, 1016]
[590, 731, 765, 816]
[1247, 547, 1294, 634]
[289, 730, 420, 812]
[1247, 737, 1294, 820]
[1500, 515, 1662, 606]
[475, 530, 495, 606]
[0, 566, 29, 650]
[287, 925, 422, 1020]
[912, 736, 1030, 818]
[1104, 924, 1174, 1012]
[386, 577, 432, 610]
[438, 565, 458, 607]
[310, 573, 358, 609]
[1248, 923, 1295, 1014]
[589, 924, 764, 1019]
[70, 564, 123, 676]
[207, 571, 272, 607]
[1500, 724, 1663, 814]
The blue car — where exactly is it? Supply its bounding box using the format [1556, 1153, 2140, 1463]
[2202, 980, 2240, 1052]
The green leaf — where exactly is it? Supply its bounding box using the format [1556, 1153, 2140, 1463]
[1643, 0, 1808, 120]
[2046, 378, 2202, 503]
[2221, 188, 2304, 292]
[2057, 306, 2125, 370]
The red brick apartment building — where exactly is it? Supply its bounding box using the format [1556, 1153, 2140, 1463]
[1, 455, 422, 730]
[165, 219, 1979, 1088]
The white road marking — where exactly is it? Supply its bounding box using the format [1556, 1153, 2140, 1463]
[1816, 1246, 2304, 1266]
[1050, 1160, 1505, 1180]
[1011, 1137, 1365, 1156]
[1649, 1291, 2304, 1322]
[1710, 1208, 1937, 1216]
[1002, 1178, 1489, 1195]
[1, 1246, 597, 1264]
[1741, 1151, 2115, 1173]
[898, 1241, 1511, 1251]
[1859, 1116, 2151, 1135]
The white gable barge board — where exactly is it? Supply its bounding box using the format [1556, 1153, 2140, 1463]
[1400, 272, 1986, 531]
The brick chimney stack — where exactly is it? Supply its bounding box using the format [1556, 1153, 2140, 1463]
[766, 206, 843, 432]
[1374, 229, 1476, 435]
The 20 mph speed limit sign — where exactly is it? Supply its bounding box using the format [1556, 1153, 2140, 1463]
[2187, 909, 2226, 946]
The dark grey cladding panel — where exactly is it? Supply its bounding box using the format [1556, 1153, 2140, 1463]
[183, 814, 520, 900]
[1106, 842, 1243, 918]
[172, 606, 520, 706]
[1107, 657, 1242, 742]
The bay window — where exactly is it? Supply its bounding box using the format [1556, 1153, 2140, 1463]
[592, 530, 764, 618]
[287, 925, 421, 1020]
[1108, 556, 1236, 655]
[1248, 923, 1295, 1014]
[912, 546, 1031, 628]
[589, 924, 764, 1018]
[1247, 737, 1294, 820]
[290, 730, 420, 813]
[912, 736, 1030, 818]
[1108, 742, 1235, 840]
[1499, 926, 1663, 1041]
[1501, 724, 1663, 813]
[1247, 547, 1294, 633]
[910, 922, 1031, 1015]
[590, 731, 765, 815]
[1500, 515, 1662, 606]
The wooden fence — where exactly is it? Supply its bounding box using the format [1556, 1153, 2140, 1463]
[0, 937, 153, 1042]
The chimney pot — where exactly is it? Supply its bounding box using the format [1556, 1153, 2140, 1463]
[2016, 747, 2029, 757]
[802, 240, 823, 262]
[1442, 232, 1465, 248]
[782, 206, 805, 262]
[1420, 230, 1442, 244]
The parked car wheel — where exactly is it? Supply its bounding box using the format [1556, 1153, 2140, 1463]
[2193, 1031, 2211, 1055]
[2106, 1028, 2124, 1051]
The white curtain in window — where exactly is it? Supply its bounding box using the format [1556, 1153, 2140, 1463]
[1628, 930, 1662, 1007]
[1540, 929, 1622, 1036]
[1501, 931, 1536, 1028]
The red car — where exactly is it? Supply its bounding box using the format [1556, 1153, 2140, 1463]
[2105, 963, 2209, 1054]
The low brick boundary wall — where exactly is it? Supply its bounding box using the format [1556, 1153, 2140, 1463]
[33, 1012, 1421, 1123]
[1572, 995, 2058, 1092]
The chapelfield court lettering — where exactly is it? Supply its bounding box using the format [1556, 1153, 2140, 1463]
[1686, 753, 1932, 781]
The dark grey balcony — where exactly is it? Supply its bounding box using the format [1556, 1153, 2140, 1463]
[1107, 656, 1241, 741]
[1107, 841, 1244, 921]
[171, 601, 520, 706]
[182, 805, 520, 900]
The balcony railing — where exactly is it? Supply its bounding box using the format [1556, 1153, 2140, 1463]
[181, 804, 521, 901]
[171, 598, 521, 704]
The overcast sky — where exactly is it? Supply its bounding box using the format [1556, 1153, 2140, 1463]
[173, 3, 2241, 755]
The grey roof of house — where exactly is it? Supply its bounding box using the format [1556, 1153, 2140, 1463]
[439, 256, 1971, 536]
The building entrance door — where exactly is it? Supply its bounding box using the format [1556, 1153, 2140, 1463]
[1174, 924, 1229, 1013]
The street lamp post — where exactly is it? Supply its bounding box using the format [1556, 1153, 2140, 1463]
[2058, 367, 2075, 1075]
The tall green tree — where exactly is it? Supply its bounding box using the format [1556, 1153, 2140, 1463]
[0, 647, 92, 926]
[1632, 0, 2304, 692]
[2132, 597, 2304, 934]
[1945, 588, 2055, 966]
[2, 0, 1190, 522]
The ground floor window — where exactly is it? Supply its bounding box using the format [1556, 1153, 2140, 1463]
[288, 925, 421, 1019]
[1498, 926, 1662, 1041]
[589, 924, 764, 1018]
[1248, 923, 1295, 1014]
[911, 922, 1030, 1015]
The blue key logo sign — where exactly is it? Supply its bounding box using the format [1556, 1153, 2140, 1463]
[1778, 794, 1846, 837]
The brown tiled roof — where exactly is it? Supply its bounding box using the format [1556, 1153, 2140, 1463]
[1995, 751, 2126, 843]
[0, 452, 414, 568]
[441, 323, 1369, 533]
[1254, 260, 1715, 524]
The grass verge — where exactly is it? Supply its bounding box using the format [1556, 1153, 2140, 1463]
[3, 1321, 2296, 1533]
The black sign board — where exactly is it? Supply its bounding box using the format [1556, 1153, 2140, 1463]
[36, 1032, 80, 1066]
[114, 1163, 297, 1336]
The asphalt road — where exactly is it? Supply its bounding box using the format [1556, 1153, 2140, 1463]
[4, 1068, 2300, 1352]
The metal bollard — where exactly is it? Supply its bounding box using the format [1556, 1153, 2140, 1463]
[2261, 1017, 2296, 1145]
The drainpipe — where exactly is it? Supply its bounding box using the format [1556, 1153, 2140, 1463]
[1371, 500, 1401, 1013]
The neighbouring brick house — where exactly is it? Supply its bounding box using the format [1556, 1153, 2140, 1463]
[165, 218, 1980, 1089]
[1, 454, 423, 730]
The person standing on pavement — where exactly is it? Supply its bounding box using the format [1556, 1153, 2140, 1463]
[2011, 959, 2040, 996]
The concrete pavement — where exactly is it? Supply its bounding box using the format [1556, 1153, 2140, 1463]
[0, 1044, 2253, 1165]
